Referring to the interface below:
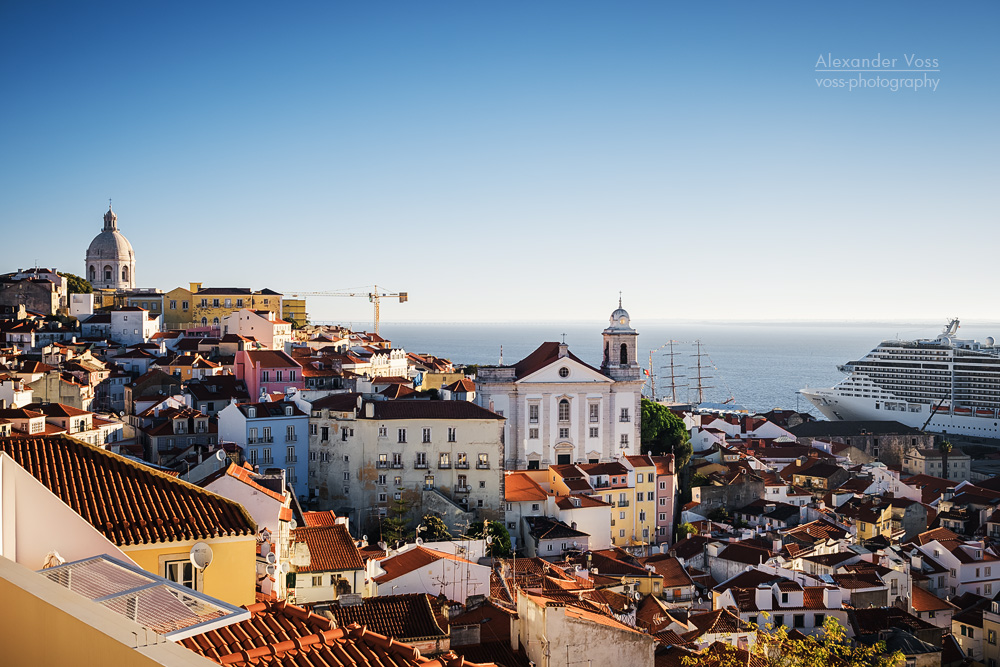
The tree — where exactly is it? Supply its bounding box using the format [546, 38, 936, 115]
[678, 522, 697, 538]
[419, 514, 453, 542]
[681, 616, 902, 667]
[59, 272, 92, 294]
[939, 439, 953, 480]
[466, 520, 513, 558]
[381, 495, 412, 546]
[640, 398, 693, 469]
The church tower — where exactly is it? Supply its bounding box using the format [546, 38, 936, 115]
[600, 298, 640, 381]
[85, 204, 136, 290]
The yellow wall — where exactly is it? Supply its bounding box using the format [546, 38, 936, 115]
[123, 536, 257, 607]
[282, 299, 307, 326]
[858, 507, 894, 540]
[191, 291, 279, 328]
[163, 287, 194, 328]
[418, 372, 466, 392]
[633, 464, 656, 545]
[0, 557, 212, 667]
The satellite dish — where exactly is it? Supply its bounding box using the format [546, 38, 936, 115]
[265, 563, 276, 576]
[261, 542, 271, 557]
[362, 534, 368, 542]
[279, 562, 290, 574]
[261, 530, 271, 542]
[216, 450, 227, 462]
[266, 552, 277, 565]
[190, 542, 214, 570]
[415, 537, 424, 546]
[378, 541, 388, 551]
[289, 519, 297, 529]
[634, 592, 642, 601]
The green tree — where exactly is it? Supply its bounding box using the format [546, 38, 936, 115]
[678, 522, 697, 538]
[939, 439, 953, 479]
[59, 272, 92, 294]
[681, 616, 902, 667]
[640, 399, 692, 469]
[419, 514, 453, 542]
[381, 496, 412, 546]
[466, 520, 513, 558]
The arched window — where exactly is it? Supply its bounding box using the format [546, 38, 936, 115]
[603, 342, 609, 365]
[104, 266, 112, 281]
[620, 343, 628, 365]
[89, 265, 95, 281]
[122, 266, 129, 282]
[558, 399, 570, 422]
[212, 317, 220, 325]
[201, 317, 208, 326]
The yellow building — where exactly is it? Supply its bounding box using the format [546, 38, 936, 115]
[850, 502, 894, 541]
[162, 283, 283, 330]
[282, 298, 307, 327]
[626, 455, 658, 549]
[0, 434, 258, 606]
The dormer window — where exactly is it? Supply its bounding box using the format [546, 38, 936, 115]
[247, 407, 256, 418]
[285, 406, 292, 416]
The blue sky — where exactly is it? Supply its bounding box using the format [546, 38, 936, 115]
[1, 1, 997, 324]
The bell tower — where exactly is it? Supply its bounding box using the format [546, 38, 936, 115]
[600, 298, 640, 381]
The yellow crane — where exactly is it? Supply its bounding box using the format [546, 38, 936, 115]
[288, 285, 408, 336]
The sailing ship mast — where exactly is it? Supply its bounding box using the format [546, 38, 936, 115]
[691, 340, 714, 404]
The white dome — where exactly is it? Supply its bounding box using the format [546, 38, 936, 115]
[87, 229, 134, 261]
[607, 306, 633, 331]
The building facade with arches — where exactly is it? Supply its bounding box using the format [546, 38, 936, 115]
[85, 205, 136, 291]
[475, 304, 644, 469]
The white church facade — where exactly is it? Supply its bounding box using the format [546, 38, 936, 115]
[475, 304, 644, 469]
[86, 204, 136, 290]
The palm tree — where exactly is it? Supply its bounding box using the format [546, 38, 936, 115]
[939, 439, 954, 480]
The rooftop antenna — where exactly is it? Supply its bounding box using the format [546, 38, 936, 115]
[619, 291, 622, 308]
[561, 333, 567, 344]
[498, 345, 503, 365]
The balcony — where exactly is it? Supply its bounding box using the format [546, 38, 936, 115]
[617, 500, 630, 507]
[261, 458, 274, 465]
[455, 485, 471, 493]
[285, 435, 297, 442]
[286, 456, 297, 463]
[259, 437, 274, 444]
[391, 463, 404, 469]
[476, 462, 490, 470]
[414, 461, 428, 469]
[248, 438, 258, 445]
[438, 461, 452, 469]
[376, 461, 389, 469]
[455, 461, 469, 469]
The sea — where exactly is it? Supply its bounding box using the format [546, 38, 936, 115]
[375, 320, 1000, 417]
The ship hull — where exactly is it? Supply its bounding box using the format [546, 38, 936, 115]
[800, 388, 1000, 437]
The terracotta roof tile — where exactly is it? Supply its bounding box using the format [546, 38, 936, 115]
[302, 510, 340, 527]
[291, 524, 364, 572]
[324, 594, 448, 641]
[374, 546, 475, 584]
[504, 472, 548, 502]
[0, 435, 255, 545]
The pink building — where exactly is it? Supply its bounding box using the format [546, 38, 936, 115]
[653, 454, 677, 546]
[235, 349, 304, 401]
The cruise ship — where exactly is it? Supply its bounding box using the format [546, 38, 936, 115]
[800, 319, 1000, 437]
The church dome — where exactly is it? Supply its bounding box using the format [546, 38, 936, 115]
[87, 206, 134, 261]
[87, 228, 135, 260]
[607, 305, 633, 331]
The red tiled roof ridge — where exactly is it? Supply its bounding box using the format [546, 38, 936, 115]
[225, 463, 287, 503]
[0, 434, 256, 545]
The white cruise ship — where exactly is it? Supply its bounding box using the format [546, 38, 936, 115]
[800, 319, 1000, 437]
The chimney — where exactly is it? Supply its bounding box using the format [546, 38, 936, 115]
[755, 585, 771, 610]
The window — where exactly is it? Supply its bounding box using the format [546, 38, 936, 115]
[394, 476, 401, 485]
[321, 427, 329, 441]
[659, 513, 666, 521]
[249, 427, 258, 443]
[343, 471, 350, 481]
[448, 427, 456, 442]
[416, 452, 427, 467]
[378, 493, 387, 503]
[213, 298, 220, 307]
[248, 448, 257, 465]
[989, 629, 997, 645]
[559, 427, 569, 439]
[647, 491, 654, 501]
[311, 575, 321, 587]
[262, 448, 272, 464]
[165, 560, 196, 590]
[398, 429, 407, 443]
[529, 405, 539, 423]
[262, 427, 271, 442]
[377, 453, 388, 468]
[531, 504, 540, 511]
[793, 614, 804, 628]
[815, 613, 825, 627]
[639, 510, 646, 522]
[781, 593, 788, 604]
[620, 408, 630, 422]
[529, 428, 539, 439]
[309, 451, 317, 462]
[478, 453, 489, 468]
[558, 399, 570, 422]
[170, 300, 177, 309]
[439, 452, 450, 467]
[620, 512, 626, 520]
[286, 425, 295, 442]
[422, 428, 431, 443]
[424, 475, 434, 489]
[457, 453, 468, 467]
[200, 298, 208, 307]
[589, 404, 600, 423]
[589, 427, 598, 438]
[479, 480, 486, 488]
[637, 492, 643, 503]
[262, 371, 269, 382]
[182, 300, 188, 309]
[309, 424, 317, 436]
[286, 445, 295, 461]
[276, 371, 283, 382]
[392, 453, 402, 467]
[620, 434, 629, 447]
[619, 529, 626, 538]
[378, 426, 387, 437]
[637, 473, 644, 483]
[774, 615, 784, 627]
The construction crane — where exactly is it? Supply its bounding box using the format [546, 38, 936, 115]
[287, 285, 408, 336]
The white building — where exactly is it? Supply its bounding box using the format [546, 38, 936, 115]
[85, 205, 136, 290]
[81, 307, 161, 346]
[475, 303, 644, 469]
[366, 544, 490, 600]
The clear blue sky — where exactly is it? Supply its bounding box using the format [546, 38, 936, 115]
[1, 1, 997, 324]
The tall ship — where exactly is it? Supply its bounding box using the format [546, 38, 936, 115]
[800, 319, 1000, 436]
